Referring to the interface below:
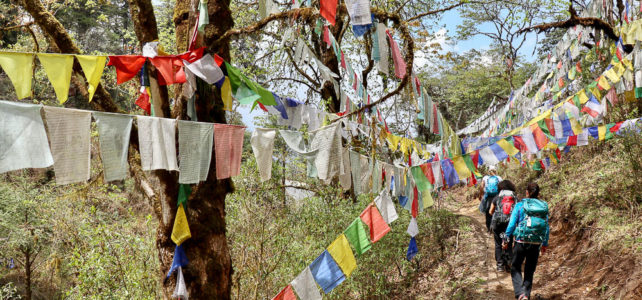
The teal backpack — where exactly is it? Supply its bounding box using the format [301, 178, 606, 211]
[514, 198, 549, 244]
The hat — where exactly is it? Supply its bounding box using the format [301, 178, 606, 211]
[488, 165, 497, 172]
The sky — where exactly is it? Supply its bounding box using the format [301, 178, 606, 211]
[240, 6, 544, 130]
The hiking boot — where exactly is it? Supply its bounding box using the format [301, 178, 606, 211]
[504, 264, 511, 273]
[517, 294, 528, 300]
[496, 264, 504, 272]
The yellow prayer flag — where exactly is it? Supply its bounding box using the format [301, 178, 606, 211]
[399, 138, 410, 155]
[386, 133, 401, 151]
[76, 55, 106, 102]
[496, 139, 519, 156]
[622, 57, 633, 70]
[545, 142, 558, 150]
[452, 156, 471, 180]
[598, 125, 606, 141]
[38, 54, 73, 104]
[604, 68, 620, 84]
[570, 118, 583, 135]
[221, 76, 233, 111]
[422, 189, 433, 209]
[327, 234, 357, 277]
[548, 153, 558, 165]
[613, 62, 625, 77]
[171, 204, 192, 245]
[578, 90, 589, 104]
[0, 52, 33, 99]
[597, 76, 611, 91]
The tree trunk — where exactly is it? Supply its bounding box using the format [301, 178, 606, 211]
[24, 249, 31, 300]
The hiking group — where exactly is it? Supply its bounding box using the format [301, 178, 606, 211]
[479, 166, 550, 300]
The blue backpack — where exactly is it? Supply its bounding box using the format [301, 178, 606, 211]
[515, 198, 549, 244]
[484, 176, 500, 195]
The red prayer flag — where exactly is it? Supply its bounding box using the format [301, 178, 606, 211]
[512, 136, 527, 153]
[257, 102, 269, 112]
[107, 55, 147, 84]
[432, 104, 439, 134]
[320, 0, 337, 25]
[323, 26, 331, 48]
[340, 51, 346, 69]
[214, 54, 225, 66]
[386, 29, 407, 79]
[530, 123, 548, 149]
[360, 204, 391, 243]
[150, 57, 186, 85]
[178, 47, 205, 63]
[271, 285, 296, 300]
[610, 121, 623, 133]
[544, 118, 556, 137]
[576, 61, 582, 73]
[214, 124, 246, 179]
[411, 186, 418, 218]
[135, 88, 151, 115]
[566, 135, 578, 146]
[420, 163, 434, 185]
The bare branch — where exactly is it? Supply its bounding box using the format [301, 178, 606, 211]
[406, 1, 471, 23]
[518, 5, 618, 41]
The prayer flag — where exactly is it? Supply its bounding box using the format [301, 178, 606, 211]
[250, 128, 277, 182]
[374, 189, 398, 224]
[386, 29, 406, 79]
[320, 0, 337, 25]
[0, 52, 33, 99]
[76, 55, 107, 102]
[410, 166, 431, 191]
[430, 161, 443, 188]
[107, 55, 147, 84]
[406, 217, 418, 237]
[451, 156, 471, 180]
[360, 204, 391, 243]
[271, 285, 296, 300]
[93, 112, 133, 182]
[171, 204, 191, 245]
[177, 184, 191, 209]
[530, 123, 548, 150]
[420, 163, 434, 185]
[581, 95, 604, 118]
[0, 101, 53, 173]
[344, 218, 372, 255]
[309, 250, 345, 294]
[183, 54, 224, 85]
[479, 146, 499, 166]
[597, 75, 611, 90]
[406, 237, 418, 261]
[221, 76, 233, 111]
[150, 56, 186, 85]
[327, 234, 357, 277]
[43, 107, 92, 185]
[137, 116, 179, 171]
[172, 267, 188, 299]
[440, 159, 459, 187]
[214, 124, 245, 179]
[310, 123, 343, 181]
[167, 245, 188, 278]
[291, 266, 322, 300]
[178, 120, 214, 184]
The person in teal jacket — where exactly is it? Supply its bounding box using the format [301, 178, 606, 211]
[503, 183, 549, 300]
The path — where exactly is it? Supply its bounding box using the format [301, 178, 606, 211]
[450, 194, 516, 299]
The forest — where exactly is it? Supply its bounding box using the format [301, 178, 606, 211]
[1, 0, 641, 299]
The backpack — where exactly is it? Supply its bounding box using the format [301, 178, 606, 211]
[514, 198, 549, 244]
[484, 176, 500, 195]
[491, 194, 516, 230]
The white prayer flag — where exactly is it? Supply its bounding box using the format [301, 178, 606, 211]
[178, 120, 214, 184]
[137, 116, 179, 171]
[93, 112, 133, 182]
[250, 128, 276, 182]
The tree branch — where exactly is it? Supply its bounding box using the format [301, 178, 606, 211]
[518, 5, 618, 41]
[267, 77, 321, 94]
[406, 1, 470, 23]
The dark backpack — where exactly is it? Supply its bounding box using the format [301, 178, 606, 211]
[515, 198, 549, 244]
[491, 194, 516, 231]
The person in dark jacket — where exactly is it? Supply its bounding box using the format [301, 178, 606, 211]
[489, 179, 517, 272]
[504, 183, 549, 300]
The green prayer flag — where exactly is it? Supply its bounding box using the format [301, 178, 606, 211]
[635, 87, 642, 99]
[235, 83, 261, 105]
[605, 123, 615, 141]
[462, 154, 480, 178]
[225, 62, 242, 93]
[410, 166, 430, 192]
[344, 218, 372, 255]
[177, 184, 192, 209]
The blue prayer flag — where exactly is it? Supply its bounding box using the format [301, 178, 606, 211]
[167, 245, 189, 278]
[406, 237, 418, 261]
[440, 159, 459, 187]
[309, 250, 346, 294]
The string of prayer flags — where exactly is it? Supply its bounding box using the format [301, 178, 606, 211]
[43, 107, 92, 185]
[327, 234, 357, 277]
[406, 217, 418, 237]
[107, 55, 147, 84]
[171, 204, 192, 245]
[344, 218, 372, 256]
[0, 53, 33, 99]
[309, 250, 345, 294]
[37, 54, 74, 104]
[359, 204, 391, 243]
[93, 112, 133, 182]
[250, 128, 277, 182]
[271, 285, 296, 300]
[291, 266, 323, 300]
[386, 29, 406, 79]
[172, 267, 189, 300]
[76, 55, 107, 102]
[0, 101, 53, 173]
[214, 124, 245, 179]
[137, 116, 179, 171]
[167, 245, 189, 278]
[178, 120, 214, 184]
[374, 189, 398, 224]
[406, 237, 418, 261]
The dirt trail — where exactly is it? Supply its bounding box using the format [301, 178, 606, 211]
[449, 194, 516, 299]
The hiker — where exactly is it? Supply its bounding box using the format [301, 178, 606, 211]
[489, 180, 518, 272]
[479, 166, 502, 231]
[504, 183, 549, 300]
